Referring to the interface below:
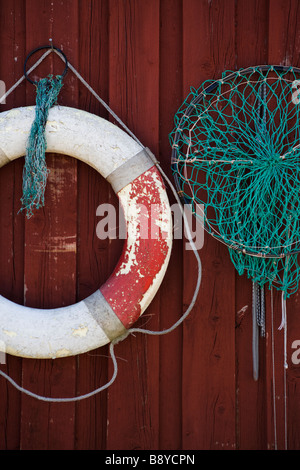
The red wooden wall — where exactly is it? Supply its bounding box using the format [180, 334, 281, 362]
[0, 0, 300, 451]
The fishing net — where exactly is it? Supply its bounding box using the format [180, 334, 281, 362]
[170, 65, 300, 300]
[21, 75, 63, 218]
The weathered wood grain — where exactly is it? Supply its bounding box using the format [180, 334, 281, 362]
[0, 0, 25, 450]
[182, 0, 236, 450]
[268, 0, 300, 450]
[106, 0, 161, 450]
[158, 0, 184, 450]
[74, 0, 111, 451]
[235, 0, 269, 450]
[20, 0, 79, 450]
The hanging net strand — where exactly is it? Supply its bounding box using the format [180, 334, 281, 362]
[20, 74, 64, 218]
[170, 65, 300, 298]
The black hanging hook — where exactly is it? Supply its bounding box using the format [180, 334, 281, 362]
[24, 45, 68, 85]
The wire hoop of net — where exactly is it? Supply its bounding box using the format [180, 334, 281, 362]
[170, 65, 300, 296]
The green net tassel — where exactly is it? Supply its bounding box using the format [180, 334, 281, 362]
[20, 75, 63, 218]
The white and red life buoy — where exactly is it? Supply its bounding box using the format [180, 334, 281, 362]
[0, 106, 172, 359]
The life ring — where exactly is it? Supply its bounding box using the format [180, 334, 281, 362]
[0, 106, 172, 359]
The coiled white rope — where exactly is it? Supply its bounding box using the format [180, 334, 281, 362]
[0, 46, 202, 402]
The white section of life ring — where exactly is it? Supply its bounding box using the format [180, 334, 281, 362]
[0, 106, 172, 359]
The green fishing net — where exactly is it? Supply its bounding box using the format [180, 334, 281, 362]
[21, 75, 63, 218]
[170, 65, 300, 298]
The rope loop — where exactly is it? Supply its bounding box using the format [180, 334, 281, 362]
[24, 45, 68, 85]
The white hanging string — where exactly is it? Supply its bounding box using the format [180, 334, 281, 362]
[278, 254, 289, 450]
[0, 47, 202, 402]
[272, 288, 289, 450]
[271, 287, 278, 450]
[282, 292, 288, 450]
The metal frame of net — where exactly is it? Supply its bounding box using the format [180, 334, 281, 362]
[170, 65, 300, 298]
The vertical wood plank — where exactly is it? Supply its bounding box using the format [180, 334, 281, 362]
[107, 0, 161, 450]
[181, 0, 236, 450]
[267, 0, 300, 450]
[75, 0, 111, 450]
[234, 0, 269, 450]
[0, 0, 26, 450]
[158, 0, 184, 450]
[20, 0, 79, 450]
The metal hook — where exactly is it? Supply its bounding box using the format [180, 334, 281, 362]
[24, 44, 68, 85]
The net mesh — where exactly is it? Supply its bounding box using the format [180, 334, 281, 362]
[170, 65, 300, 298]
[21, 75, 63, 218]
